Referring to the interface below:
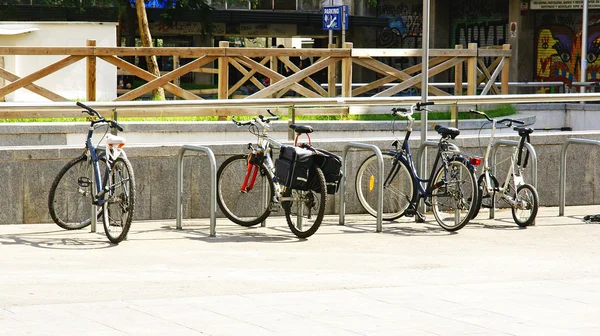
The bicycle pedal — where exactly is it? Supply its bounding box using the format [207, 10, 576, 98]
[78, 177, 91, 188]
[404, 208, 416, 217]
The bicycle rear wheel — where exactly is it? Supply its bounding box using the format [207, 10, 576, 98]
[48, 154, 104, 230]
[431, 158, 477, 231]
[217, 154, 275, 226]
[282, 166, 327, 239]
[511, 183, 538, 227]
[102, 156, 135, 244]
[355, 152, 415, 220]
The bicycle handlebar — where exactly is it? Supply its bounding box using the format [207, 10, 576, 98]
[77, 102, 123, 131]
[391, 101, 435, 117]
[470, 109, 525, 127]
[231, 110, 281, 128]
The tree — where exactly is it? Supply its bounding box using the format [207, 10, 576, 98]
[135, 0, 165, 100]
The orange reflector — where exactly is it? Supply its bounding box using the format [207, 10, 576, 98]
[470, 157, 482, 166]
[369, 175, 375, 191]
[117, 143, 125, 148]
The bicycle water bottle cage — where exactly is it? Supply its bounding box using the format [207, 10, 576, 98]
[289, 124, 314, 134]
[434, 125, 460, 139]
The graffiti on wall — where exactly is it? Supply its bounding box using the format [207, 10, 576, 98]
[535, 13, 600, 91]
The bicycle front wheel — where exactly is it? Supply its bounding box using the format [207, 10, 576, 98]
[217, 154, 275, 226]
[511, 183, 539, 227]
[431, 159, 477, 231]
[282, 166, 327, 239]
[102, 156, 135, 244]
[355, 152, 415, 220]
[48, 154, 104, 230]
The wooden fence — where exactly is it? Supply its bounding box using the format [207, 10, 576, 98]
[0, 41, 510, 103]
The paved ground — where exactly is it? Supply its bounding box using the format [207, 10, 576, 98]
[1, 205, 600, 335]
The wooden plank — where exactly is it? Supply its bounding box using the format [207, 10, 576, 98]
[228, 57, 269, 96]
[117, 55, 217, 101]
[328, 44, 336, 97]
[467, 43, 477, 95]
[481, 58, 505, 96]
[101, 56, 200, 100]
[218, 41, 229, 100]
[275, 56, 328, 97]
[478, 49, 512, 57]
[352, 75, 396, 96]
[86, 40, 96, 102]
[354, 57, 450, 96]
[94, 47, 226, 57]
[0, 55, 84, 99]
[341, 42, 353, 97]
[0, 67, 68, 101]
[477, 58, 500, 95]
[454, 45, 463, 95]
[501, 44, 510, 94]
[0, 47, 93, 55]
[248, 56, 339, 99]
[373, 58, 461, 97]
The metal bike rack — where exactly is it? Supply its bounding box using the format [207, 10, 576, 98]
[489, 140, 538, 219]
[176, 145, 217, 237]
[559, 138, 600, 216]
[416, 140, 439, 213]
[91, 145, 105, 233]
[339, 142, 384, 232]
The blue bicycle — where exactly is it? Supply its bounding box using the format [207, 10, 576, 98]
[355, 102, 480, 231]
[48, 102, 135, 244]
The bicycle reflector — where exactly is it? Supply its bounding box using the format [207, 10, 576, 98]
[469, 157, 482, 166]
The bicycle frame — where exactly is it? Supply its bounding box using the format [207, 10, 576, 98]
[480, 119, 524, 206]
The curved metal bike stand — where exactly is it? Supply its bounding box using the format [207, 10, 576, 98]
[176, 145, 217, 237]
[91, 145, 105, 233]
[339, 143, 384, 232]
[416, 140, 439, 213]
[489, 140, 538, 219]
[559, 138, 600, 216]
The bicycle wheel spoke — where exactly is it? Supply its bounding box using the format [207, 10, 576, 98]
[103, 157, 135, 244]
[431, 160, 477, 231]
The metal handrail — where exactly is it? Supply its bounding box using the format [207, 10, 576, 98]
[339, 142, 384, 232]
[176, 145, 217, 236]
[559, 138, 600, 216]
[4, 93, 600, 116]
[489, 140, 538, 219]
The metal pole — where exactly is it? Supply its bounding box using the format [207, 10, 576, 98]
[328, 0, 333, 45]
[341, 5, 346, 44]
[420, 0, 431, 189]
[581, 0, 589, 96]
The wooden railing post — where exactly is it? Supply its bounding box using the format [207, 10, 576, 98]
[341, 42, 353, 98]
[86, 40, 96, 101]
[328, 43, 336, 97]
[501, 44, 510, 94]
[454, 45, 463, 95]
[0, 56, 4, 102]
[173, 54, 180, 100]
[218, 41, 229, 100]
[467, 43, 477, 95]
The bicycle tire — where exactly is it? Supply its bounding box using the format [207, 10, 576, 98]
[48, 154, 104, 230]
[431, 158, 478, 231]
[355, 152, 415, 221]
[282, 165, 327, 239]
[102, 156, 135, 244]
[511, 183, 539, 227]
[217, 154, 275, 226]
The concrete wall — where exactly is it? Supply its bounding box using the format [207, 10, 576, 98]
[0, 22, 117, 102]
[3, 131, 600, 225]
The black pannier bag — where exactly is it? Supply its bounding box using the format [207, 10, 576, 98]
[275, 145, 314, 190]
[301, 145, 342, 195]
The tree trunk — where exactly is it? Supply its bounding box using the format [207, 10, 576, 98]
[135, 0, 165, 100]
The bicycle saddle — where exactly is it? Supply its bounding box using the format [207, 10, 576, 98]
[106, 134, 126, 147]
[514, 127, 534, 136]
[289, 124, 314, 134]
[434, 125, 460, 139]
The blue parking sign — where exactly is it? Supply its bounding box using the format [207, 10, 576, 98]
[323, 6, 348, 31]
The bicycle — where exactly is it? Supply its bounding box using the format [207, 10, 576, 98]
[469, 109, 539, 226]
[216, 110, 328, 239]
[48, 102, 135, 244]
[355, 102, 480, 231]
